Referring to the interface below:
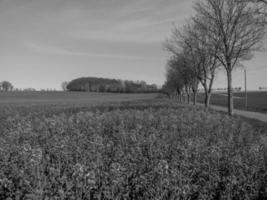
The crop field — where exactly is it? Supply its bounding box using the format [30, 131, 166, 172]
[0, 92, 266, 199]
[0, 92, 158, 105]
[198, 91, 267, 113]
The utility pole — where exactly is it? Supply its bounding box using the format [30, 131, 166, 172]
[244, 69, 248, 110]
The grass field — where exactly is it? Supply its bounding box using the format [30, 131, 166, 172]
[198, 91, 267, 113]
[0, 92, 266, 199]
[0, 91, 158, 105]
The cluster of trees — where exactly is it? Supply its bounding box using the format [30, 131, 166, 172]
[66, 77, 158, 93]
[163, 0, 266, 116]
[0, 81, 14, 92]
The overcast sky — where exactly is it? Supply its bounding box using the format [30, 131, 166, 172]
[0, 0, 266, 90]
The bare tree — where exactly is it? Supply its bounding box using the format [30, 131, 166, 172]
[179, 53, 200, 105]
[166, 57, 186, 102]
[165, 22, 220, 108]
[194, 0, 266, 115]
[239, 0, 267, 19]
[165, 55, 198, 104]
[241, 0, 267, 4]
[256, 0, 267, 4]
[165, 28, 197, 105]
[258, 0, 267, 3]
[165, 59, 186, 101]
[183, 23, 221, 108]
[61, 81, 69, 91]
[191, 76, 200, 105]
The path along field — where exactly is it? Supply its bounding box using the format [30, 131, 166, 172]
[0, 92, 266, 199]
[198, 91, 267, 114]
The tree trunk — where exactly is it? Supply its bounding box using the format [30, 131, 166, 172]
[227, 70, 234, 116]
[187, 93, 190, 104]
[205, 92, 211, 109]
[176, 89, 181, 103]
[193, 92, 197, 105]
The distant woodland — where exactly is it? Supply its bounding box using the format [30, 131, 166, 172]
[66, 77, 159, 93]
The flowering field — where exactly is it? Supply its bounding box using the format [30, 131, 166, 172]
[0, 99, 266, 199]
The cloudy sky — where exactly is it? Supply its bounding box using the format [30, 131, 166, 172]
[0, 0, 266, 90]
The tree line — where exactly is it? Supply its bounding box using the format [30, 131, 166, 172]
[0, 81, 14, 92]
[65, 77, 159, 93]
[163, 0, 266, 116]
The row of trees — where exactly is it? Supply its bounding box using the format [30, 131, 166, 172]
[66, 77, 159, 93]
[0, 82, 58, 92]
[163, 0, 266, 116]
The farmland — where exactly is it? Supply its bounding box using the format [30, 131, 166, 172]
[0, 92, 266, 199]
[0, 92, 158, 105]
[198, 91, 267, 114]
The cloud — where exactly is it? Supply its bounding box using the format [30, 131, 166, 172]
[25, 42, 158, 61]
[3, 0, 266, 90]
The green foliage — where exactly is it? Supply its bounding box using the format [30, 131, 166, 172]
[67, 77, 158, 93]
[0, 102, 266, 199]
[0, 81, 14, 92]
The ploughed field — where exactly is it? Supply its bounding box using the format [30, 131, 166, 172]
[198, 91, 267, 113]
[0, 92, 266, 199]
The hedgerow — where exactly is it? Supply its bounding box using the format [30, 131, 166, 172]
[0, 103, 266, 199]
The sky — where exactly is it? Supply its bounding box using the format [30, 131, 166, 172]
[0, 0, 266, 90]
